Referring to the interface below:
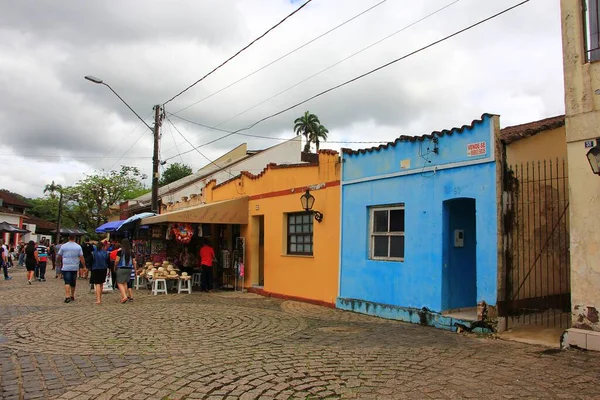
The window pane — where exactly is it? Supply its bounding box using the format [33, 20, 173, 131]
[390, 236, 405, 258]
[288, 214, 294, 224]
[303, 244, 311, 253]
[373, 236, 388, 257]
[302, 223, 310, 233]
[290, 244, 297, 252]
[297, 235, 304, 244]
[373, 210, 388, 233]
[302, 214, 310, 223]
[307, 244, 313, 253]
[290, 235, 297, 244]
[309, 223, 313, 233]
[289, 225, 296, 233]
[390, 209, 405, 232]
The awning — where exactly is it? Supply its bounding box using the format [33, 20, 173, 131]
[95, 220, 123, 233]
[0, 221, 29, 234]
[115, 212, 157, 231]
[141, 197, 248, 225]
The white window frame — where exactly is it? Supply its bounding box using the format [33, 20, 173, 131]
[369, 205, 405, 262]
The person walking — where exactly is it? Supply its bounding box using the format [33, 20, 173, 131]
[49, 243, 56, 270]
[18, 242, 25, 267]
[36, 243, 48, 282]
[199, 239, 215, 292]
[57, 235, 85, 303]
[113, 239, 137, 304]
[90, 241, 109, 304]
[24, 241, 38, 284]
[81, 238, 94, 280]
[55, 240, 63, 279]
[1, 239, 11, 280]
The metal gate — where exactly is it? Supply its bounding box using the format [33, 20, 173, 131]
[500, 159, 571, 329]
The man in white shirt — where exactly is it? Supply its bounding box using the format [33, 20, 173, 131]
[57, 235, 85, 303]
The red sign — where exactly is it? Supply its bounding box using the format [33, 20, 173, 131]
[467, 141, 487, 157]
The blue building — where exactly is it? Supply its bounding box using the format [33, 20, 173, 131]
[337, 114, 501, 331]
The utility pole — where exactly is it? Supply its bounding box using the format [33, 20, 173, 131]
[151, 105, 162, 214]
[55, 191, 63, 245]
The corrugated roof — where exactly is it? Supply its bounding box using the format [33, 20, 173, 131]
[342, 114, 495, 156]
[499, 115, 565, 145]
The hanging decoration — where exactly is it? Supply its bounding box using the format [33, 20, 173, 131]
[171, 223, 194, 244]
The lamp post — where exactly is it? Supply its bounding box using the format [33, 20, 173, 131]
[84, 76, 161, 213]
[587, 145, 600, 175]
[300, 189, 323, 222]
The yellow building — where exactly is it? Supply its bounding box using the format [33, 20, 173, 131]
[561, 0, 600, 350]
[142, 151, 341, 306]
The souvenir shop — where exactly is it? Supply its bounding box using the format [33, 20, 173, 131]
[134, 222, 246, 291]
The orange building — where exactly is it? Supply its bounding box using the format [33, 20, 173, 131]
[142, 151, 341, 306]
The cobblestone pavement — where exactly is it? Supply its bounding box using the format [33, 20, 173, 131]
[1, 268, 600, 400]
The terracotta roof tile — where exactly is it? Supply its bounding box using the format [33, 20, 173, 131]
[499, 115, 565, 144]
[342, 114, 496, 156]
[0, 190, 31, 208]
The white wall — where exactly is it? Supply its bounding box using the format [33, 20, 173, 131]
[162, 137, 302, 204]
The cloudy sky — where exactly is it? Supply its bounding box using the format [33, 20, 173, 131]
[1, 0, 564, 198]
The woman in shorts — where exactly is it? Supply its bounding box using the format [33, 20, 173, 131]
[113, 239, 137, 304]
[90, 241, 109, 304]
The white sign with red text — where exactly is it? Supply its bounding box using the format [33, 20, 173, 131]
[467, 141, 487, 157]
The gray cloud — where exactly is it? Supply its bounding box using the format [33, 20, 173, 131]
[0, 0, 565, 199]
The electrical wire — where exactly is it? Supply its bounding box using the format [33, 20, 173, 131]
[171, 0, 388, 115]
[164, 0, 530, 161]
[162, 0, 460, 156]
[165, 117, 236, 178]
[163, 0, 314, 106]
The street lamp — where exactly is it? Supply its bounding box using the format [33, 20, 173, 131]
[587, 145, 600, 175]
[84, 75, 161, 214]
[300, 189, 323, 223]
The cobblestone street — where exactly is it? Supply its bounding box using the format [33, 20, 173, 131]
[1, 268, 599, 400]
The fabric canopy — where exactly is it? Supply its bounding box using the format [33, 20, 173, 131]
[115, 212, 157, 231]
[140, 197, 248, 225]
[95, 220, 123, 233]
[0, 221, 29, 234]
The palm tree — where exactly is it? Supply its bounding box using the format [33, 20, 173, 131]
[294, 111, 321, 153]
[43, 181, 62, 200]
[310, 124, 329, 152]
[43, 181, 63, 244]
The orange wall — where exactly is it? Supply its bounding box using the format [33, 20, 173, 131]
[207, 152, 341, 304]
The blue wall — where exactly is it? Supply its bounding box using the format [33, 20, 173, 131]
[339, 115, 498, 315]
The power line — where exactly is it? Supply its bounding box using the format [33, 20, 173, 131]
[162, 0, 460, 156]
[171, 0, 388, 115]
[164, 1, 529, 160]
[165, 117, 236, 177]
[163, 0, 313, 106]
[0, 154, 152, 160]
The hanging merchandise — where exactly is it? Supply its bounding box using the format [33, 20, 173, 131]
[172, 223, 194, 244]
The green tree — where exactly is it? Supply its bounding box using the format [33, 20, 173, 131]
[310, 124, 329, 152]
[159, 162, 193, 186]
[294, 111, 321, 153]
[61, 166, 148, 234]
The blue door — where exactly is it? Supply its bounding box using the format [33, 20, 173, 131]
[442, 198, 477, 311]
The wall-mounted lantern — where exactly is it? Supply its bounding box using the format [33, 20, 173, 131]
[300, 189, 323, 223]
[587, 145, 600, 175]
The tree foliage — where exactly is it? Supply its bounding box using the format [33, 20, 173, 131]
[59, 166, 148, 232]
[159, 162, 193, 186]
[293, 111, 329, 152]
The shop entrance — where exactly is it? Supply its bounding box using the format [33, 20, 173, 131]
[442, 198, 477, 312]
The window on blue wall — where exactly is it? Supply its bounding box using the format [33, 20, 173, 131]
[287, 212, 313, 255]
[369, 205, 405, 261]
